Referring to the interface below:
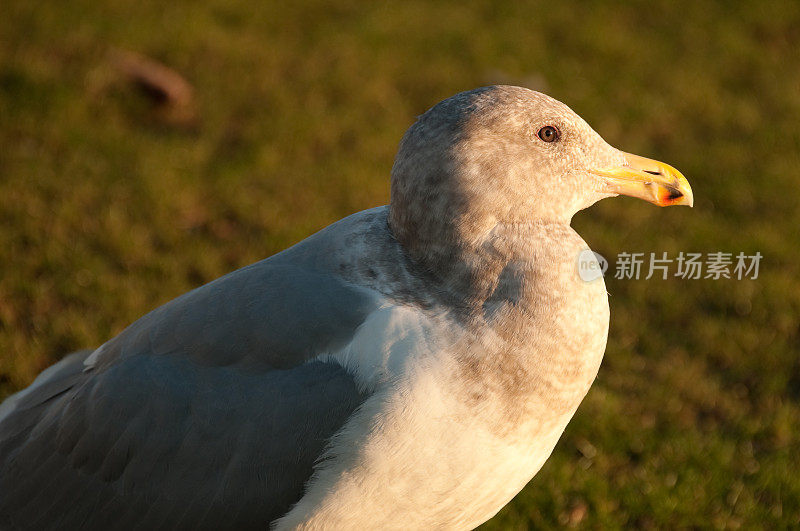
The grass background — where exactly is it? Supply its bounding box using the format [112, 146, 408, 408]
[1, 0, 798, 528]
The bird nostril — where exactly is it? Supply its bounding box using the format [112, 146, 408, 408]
[643, 170, 661, 176]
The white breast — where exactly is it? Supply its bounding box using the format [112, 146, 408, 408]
[277, 225, 610, 529]
[276, 292, 607, 529]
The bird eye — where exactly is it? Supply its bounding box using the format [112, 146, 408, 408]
[537, 125, 560, 143]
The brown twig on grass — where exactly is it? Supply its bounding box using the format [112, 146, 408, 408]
[110, 48, 197, 127]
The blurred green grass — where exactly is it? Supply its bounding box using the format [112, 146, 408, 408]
[1, 0, 798, 527]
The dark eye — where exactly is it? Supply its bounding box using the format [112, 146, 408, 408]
[537, 125, 560, 143]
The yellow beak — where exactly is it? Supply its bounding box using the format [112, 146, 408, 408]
[592, 152, 693, 207]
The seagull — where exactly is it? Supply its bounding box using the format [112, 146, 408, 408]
[0, 86, 692, 530]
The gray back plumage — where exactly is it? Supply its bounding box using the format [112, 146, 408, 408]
[1, 356, 366, 529]
[0, 211, 387, 530]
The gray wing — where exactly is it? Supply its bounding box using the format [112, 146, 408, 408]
[0, 212, 387, 530]
[0, 354, 365, 530]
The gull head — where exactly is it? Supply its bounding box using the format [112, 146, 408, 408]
[389, 86, 692, 260]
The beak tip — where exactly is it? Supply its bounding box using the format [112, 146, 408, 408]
[679, 186, 694, 208]
[659, 184, 693, 208]
[671, 190, 694, 208]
